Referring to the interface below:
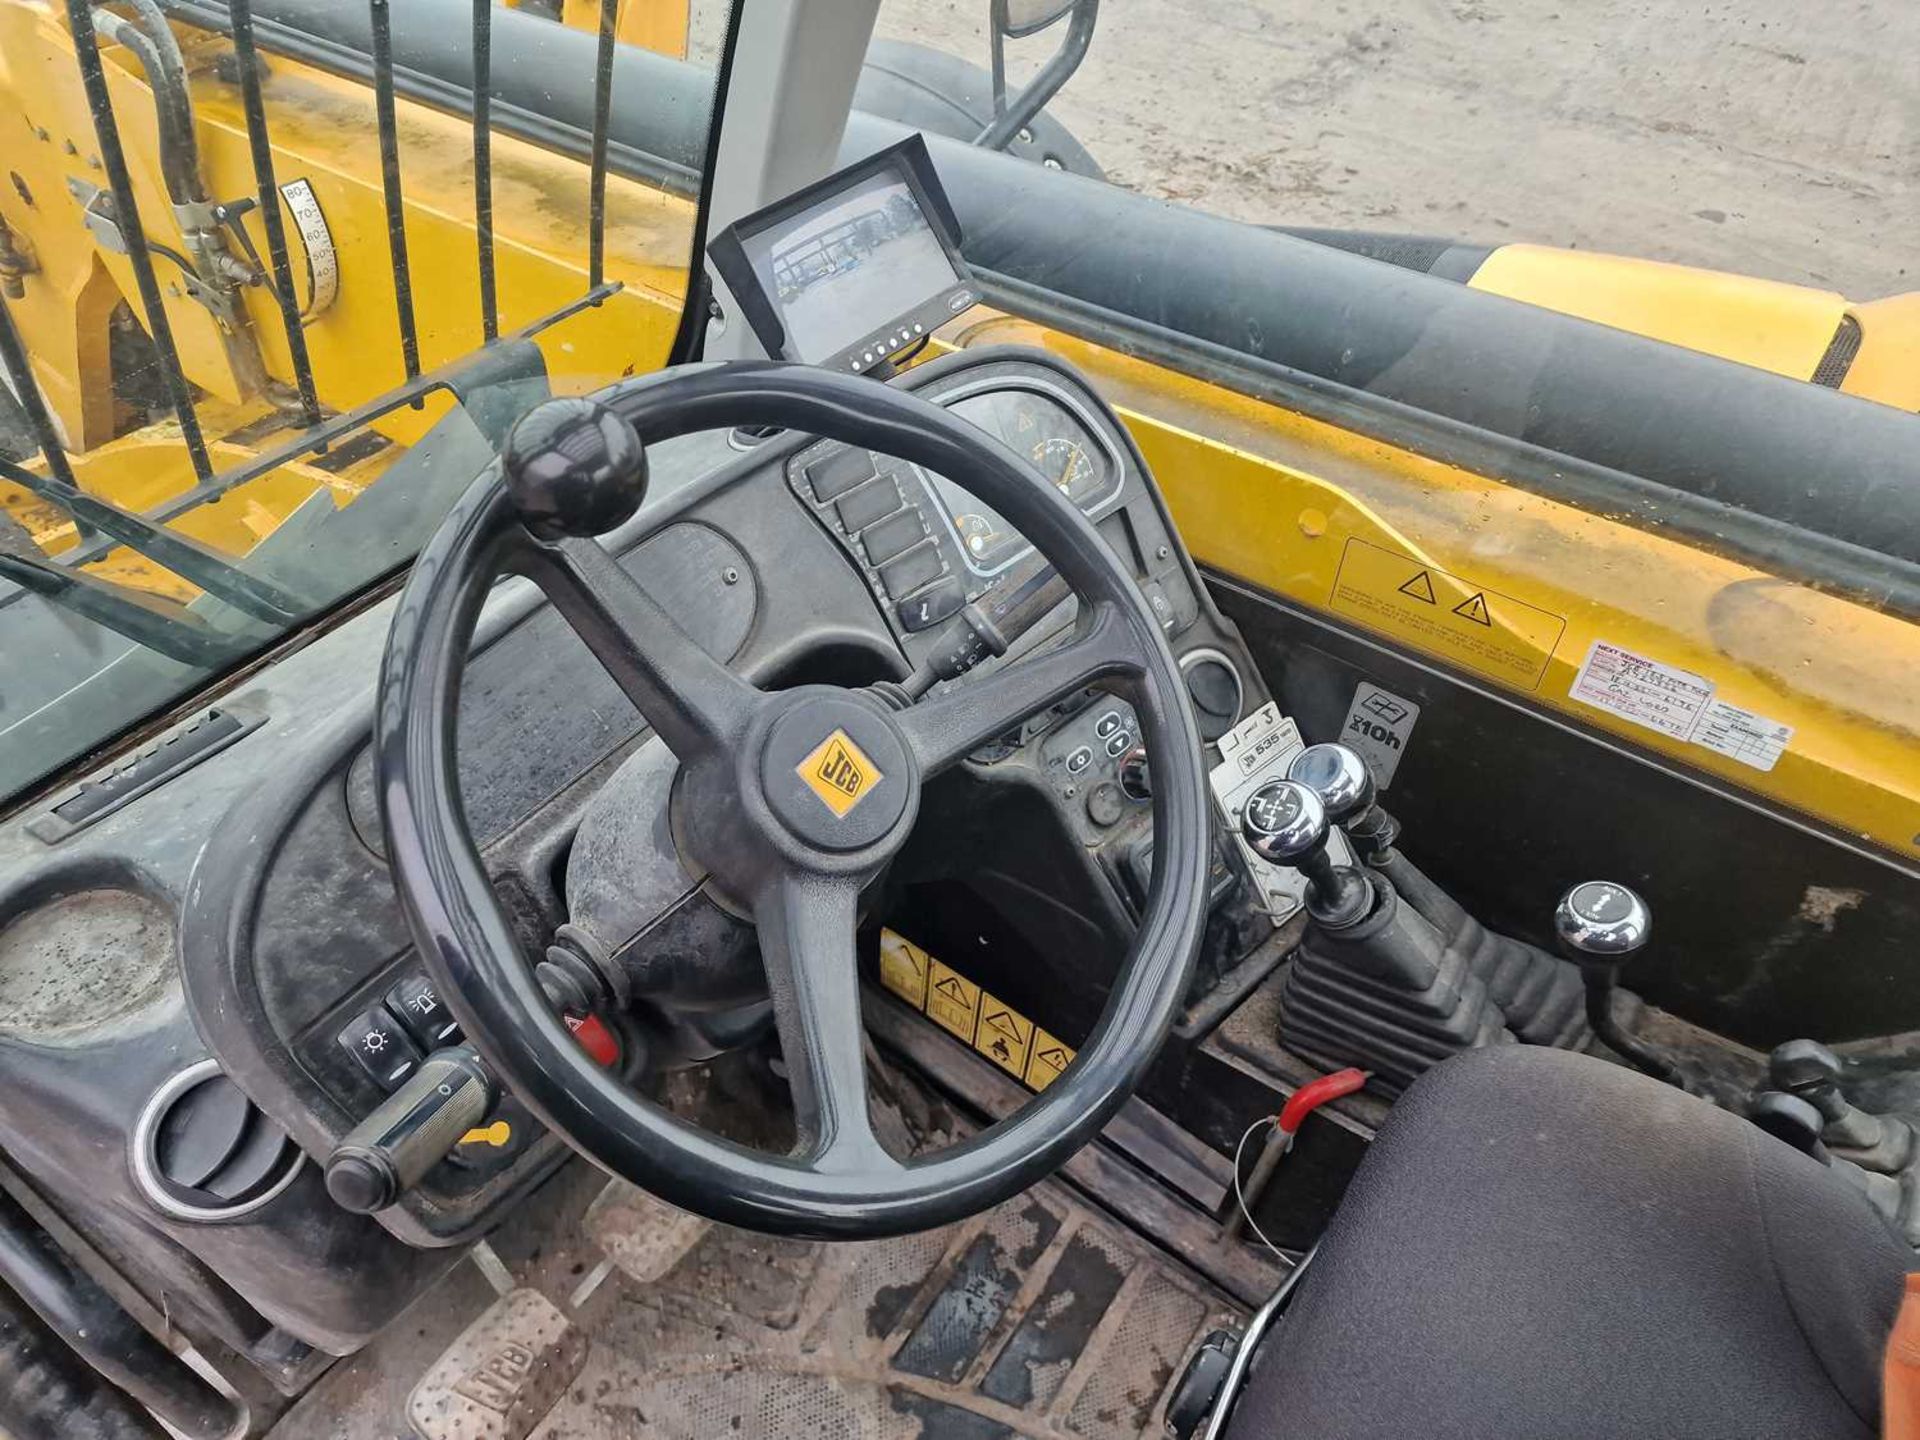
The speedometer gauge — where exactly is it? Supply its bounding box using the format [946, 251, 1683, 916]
[1032, 436, 1097, 502]
[927, 384, 1124, 576]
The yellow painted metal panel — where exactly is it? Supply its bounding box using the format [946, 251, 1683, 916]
[1468, 245, 1848, 382]
[1843, 294, 1920, 412]
[0, 6, 699, 446]
[559, 0, 691, 58]
[943, 314, 1919, 861]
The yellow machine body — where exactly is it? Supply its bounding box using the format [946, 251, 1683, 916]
[1464, 245, 1920, 406]
[0, 2, 1911, 863]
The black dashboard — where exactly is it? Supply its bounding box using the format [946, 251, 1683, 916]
[0, 347, 1268, 1358]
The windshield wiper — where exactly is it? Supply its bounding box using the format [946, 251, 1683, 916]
[0, 298, 312, 626]
[0, 543, 265, 669]
[0, 456, 312, 625]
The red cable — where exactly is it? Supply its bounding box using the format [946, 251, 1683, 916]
[1277, 1066, 1369, 1138]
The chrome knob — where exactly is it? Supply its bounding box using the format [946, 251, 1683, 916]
[1553, 881, 1651, 962]
[1287, 743, 1376, 825]
[1240, 779, 1327, 866]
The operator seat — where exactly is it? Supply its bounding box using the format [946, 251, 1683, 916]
[1225, 1045, 1906, 1440]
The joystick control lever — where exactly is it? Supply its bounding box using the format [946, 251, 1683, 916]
[1769, 1039, 1915, 1171]
[1241, 780, 1370, 925]
[1553, 881, 1684, 1089]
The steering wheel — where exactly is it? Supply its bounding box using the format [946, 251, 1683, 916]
[377, 362, 1211, 1238]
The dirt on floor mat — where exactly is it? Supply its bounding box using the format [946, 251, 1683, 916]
[430, 1179, 1243, 1440]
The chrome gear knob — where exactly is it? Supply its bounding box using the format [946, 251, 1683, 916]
[1287, 742, 1376, 825]
[1553, 880, 1651, 962]
[1240, 779, 1327, 866]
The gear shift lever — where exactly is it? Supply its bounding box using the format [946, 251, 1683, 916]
[1287, 744, 1375, 828]
[1241, 780, 1371, 926]
[1553, 881, 1684, 1088]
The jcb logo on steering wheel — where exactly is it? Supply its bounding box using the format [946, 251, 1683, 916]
[797, 729, 883, 817]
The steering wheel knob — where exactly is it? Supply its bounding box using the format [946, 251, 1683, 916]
[1240, 779, 1327, 865]
[1287, 742, 1376, 825]
[503, 396, 648, 538]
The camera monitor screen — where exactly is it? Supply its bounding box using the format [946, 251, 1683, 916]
[708, 137, 977, 374]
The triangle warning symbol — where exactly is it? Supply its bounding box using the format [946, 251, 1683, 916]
[1453, 592, 1492, 626]
[1398, 570, 1437, 604]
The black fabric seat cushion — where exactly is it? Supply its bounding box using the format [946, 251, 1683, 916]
[1227, 1045, 1907, 1440]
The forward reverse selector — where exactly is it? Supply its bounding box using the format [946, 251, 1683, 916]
[1552, 881, 1684, 1088]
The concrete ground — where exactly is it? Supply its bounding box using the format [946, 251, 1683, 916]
[866, 0, 1916, 299]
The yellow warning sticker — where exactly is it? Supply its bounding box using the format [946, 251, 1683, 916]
[926, 960, 981, 1043]
[878, 929, 1076, 1091]
[1329, 538, 1566, 689]
[1026, 1030, 1074, 1090]
[974, 1001, 1034, 1079]
[878, 930, 931, 1008]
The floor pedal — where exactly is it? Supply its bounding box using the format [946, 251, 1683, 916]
[583, 1177, 712, 1285]
[406, 1287, 588, 1440]
[537, 1180, 1243, 1437]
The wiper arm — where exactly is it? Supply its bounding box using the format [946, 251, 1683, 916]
[0, 546, 263, 669]
[0, 456, 311, 626]
[0, 293, 309, 625]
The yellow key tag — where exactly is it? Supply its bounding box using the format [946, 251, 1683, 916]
[460, 1121, 512, 1148]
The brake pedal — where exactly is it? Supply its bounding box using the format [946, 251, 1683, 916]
[407, 1288, 587, 1440]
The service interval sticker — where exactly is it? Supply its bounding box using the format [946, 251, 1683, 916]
[1691, 699, 1794, 773]
[1567, 640, 1713, 740]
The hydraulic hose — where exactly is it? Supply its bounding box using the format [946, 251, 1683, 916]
[89, 2, 207, 205]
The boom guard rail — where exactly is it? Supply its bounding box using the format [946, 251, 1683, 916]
[153, 0, 1920, 612]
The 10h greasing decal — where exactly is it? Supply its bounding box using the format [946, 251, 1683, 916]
[1340, 682, 1422, 788]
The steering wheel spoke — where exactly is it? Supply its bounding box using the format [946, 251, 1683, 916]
[753, 871, 897, 1173]
[386, 368, 1210, 1237]
[898, 601, 1146, 775]
[516, 533, 758, 760]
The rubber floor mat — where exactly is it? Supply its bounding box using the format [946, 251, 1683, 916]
[527, 1180, 1241, 1439]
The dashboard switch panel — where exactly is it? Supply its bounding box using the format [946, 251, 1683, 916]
[862, 508, 930, 566]
[880, 544, 947, 598]
[806, 448, 876, 501]
[338, 1006, 423, 1092]
[386, 973, 461, 1049]
[836, 476, 903, 532]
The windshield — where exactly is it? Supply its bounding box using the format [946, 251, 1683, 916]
[852, 1, 1916, 855]
[0, 1, 735, 803]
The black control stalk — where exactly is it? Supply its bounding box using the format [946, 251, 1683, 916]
[905, 552, 1073, 693]
[325, 1046, 495, 1214]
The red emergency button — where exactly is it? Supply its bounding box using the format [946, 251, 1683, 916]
[565, 1012, 619, 1068]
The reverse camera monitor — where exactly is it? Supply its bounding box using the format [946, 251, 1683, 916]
[708, 136, 977, 374]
